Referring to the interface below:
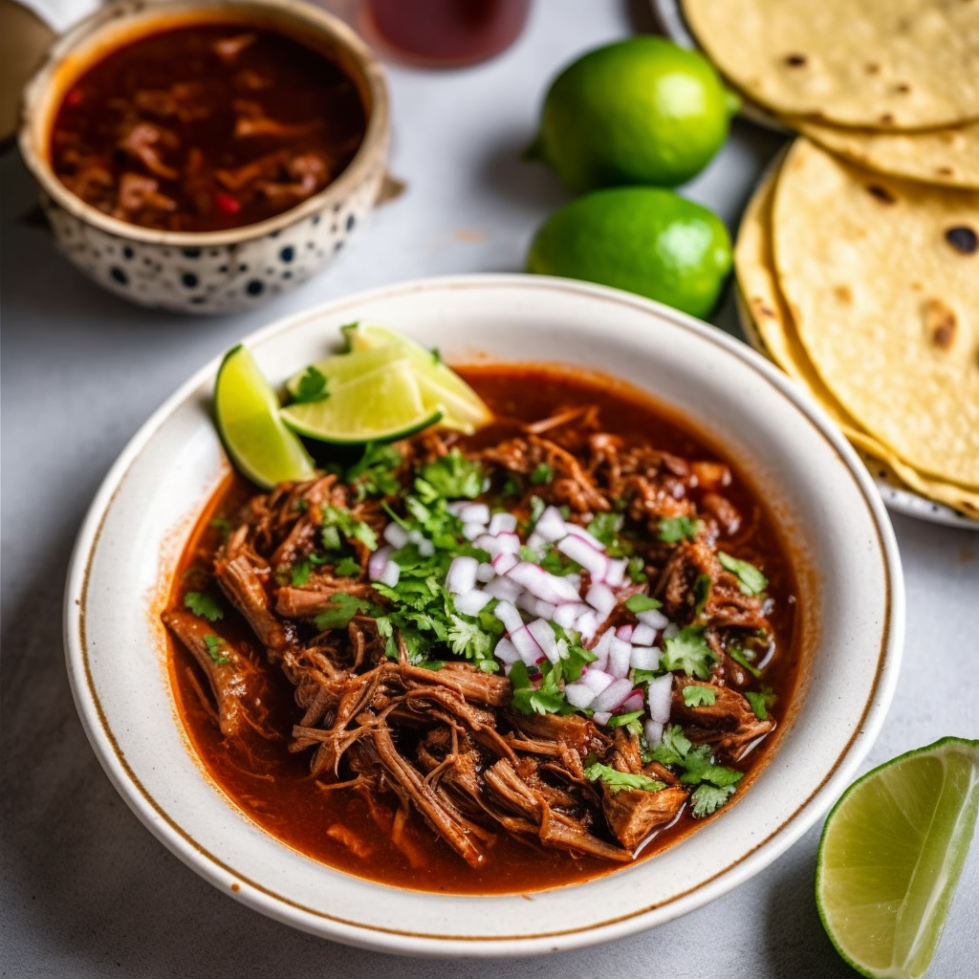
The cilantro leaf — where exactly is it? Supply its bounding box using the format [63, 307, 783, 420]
[530, 462, 554, 485]
[682, 685, 717, 707]
[728, 644, 761, 678]
[184, 591, 224, 623]
[334, 556, 361, 577]
[718, 552, 768, 596]
[625, 594, 662, 614]
[347, 442, 402, 499]
[509, 661, 572, 716]
[693, 573, 712, 617]
[292, 365, 329, 404]
[586, 512, 624, 547]
[584, 762, 665, 794]
[447, 614, 498, 671]
[313, 593, 371, 630]
[677, 744, 743, 788]
[417, 450, 484, 501]
[745, 687, 777, 720]
[607, 710, 644, 736]
[647, 724, 693, 766]
[321, 505, 378, 551]
[661, 625, 719, 680]
[627, 556, 648, 584]
[203, 633, 230, 666]
[691, 783, 737, 817]
[290, 560, 311, 587]
[658, 516, 701, 543]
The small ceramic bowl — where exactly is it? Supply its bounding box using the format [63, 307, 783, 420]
[18, 0, 390, 314]
[63, 275, 904, 955]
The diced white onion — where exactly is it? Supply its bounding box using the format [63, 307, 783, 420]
[590, 628, 616, 669]
[605, 558, 627, 587]
[662, 621, 680, 639]
[488, 512, 518, 535]
[534, 506, 568, 542]
[447, 501, 468, 516]
[461, 521, 486, 541]
[564, 681, 596, 710]
[585, 581, 617, 617]
[647, 673, 674, 723]
[417, 538, 434, 557]
[494, 531, 521, 554]
[525, 533, 546, 558]
[494, 637, 521, 665]
[527, 618, 561, 664]
[485, 576, 524, 603]
[368, 545, 393, 580]
[608, 637, 632, 678]
[616, 624, 634, 642]
[553, 602, 591, 629]
[473, 534, 503, 558]
[492, 600, 525, 634]
[517, 592, 556, 621]
[630, 646, 660, 671]
[378, 561, 401, 588]
[579, 669, 614, 696]
[632, 623, 656, 646]
[644, 719, 664, 746]
[592, 677, 634, 713]
[510, 625, 543, 665]
[476, 562, 496, 583]
[459, 503, 490, 525]
[575, 610, 599, 643]
[557, 534, 610, 580]
[592, 710, 612, 725]
[621, 692, 645, 713]
[637, 608, 670, 631]
[491, 552, 519, 576]
[446, 555, 478, 595]
[507, 561, 581, 605]
[564, 523, 605, 550]
[383, 523, 409, 549]
[454, 589, 491, 616]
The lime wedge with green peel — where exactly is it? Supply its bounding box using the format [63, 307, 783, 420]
[214, 345, 317, 489]
[341, 321, 492, 434]
[280, 359, 443, 444]
[816, 737, 979, 979]
[284, 344, 410, 398]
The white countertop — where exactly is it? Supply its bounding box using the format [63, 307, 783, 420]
[2, 1, 977, 976]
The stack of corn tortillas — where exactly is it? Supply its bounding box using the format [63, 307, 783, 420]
[682, 0, 979, 517]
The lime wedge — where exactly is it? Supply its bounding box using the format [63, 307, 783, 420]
[214, 345, 317, 489]
[284, 344, 409, 397]
[280, 358, 443, 444]
[342, 321, 492, 434]
[816, 737, 979, 979]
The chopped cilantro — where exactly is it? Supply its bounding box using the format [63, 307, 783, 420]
[530, 462, 554, 485]
[627, 556, 648, 584]
[184, 591, 223, 622]
[321, 505, 378, 551]
[745, 687, 777, 720]
[549, 622, 596, 681]
[625, 594, 663, 614]
[718, 552, 768, 596]
[292, 365, 329, 404]
[321, 525, 341, 551]
[682, 685, 717, 707]
[658, 516, 701, 543]
[208, 517, 232, 539]
[313, 593, 372, 630]
[583, 762, 665, 794]
[728, 644, 761, 678]
[693, 573, 712, 617]
[691, 783, 737, 817]
[501, 475, 521, 497]
[347, 442, 402, 499]
[334, 557, 361, 577]
[587, 512, 624, 547]
[528, 495, 547, 527]
[661, 625, 719, 680]
[447, 614, 498, 672]
[509, 661, 573, 716]
[431, 346, 442, 364]
[416, 450, 484, 501]
[290, 560, 311, 587]
[203, 633, 230, 666]
[607, 710, 644, 737]
[647, 724, 693, 766]
[676, 745, 743, 788]
[539, 546, 581, 577]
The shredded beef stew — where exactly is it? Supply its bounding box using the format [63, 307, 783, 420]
[165, 364, 800, 893]
[50, 23, 367, 232]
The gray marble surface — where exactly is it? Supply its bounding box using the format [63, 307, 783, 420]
[2, 2, 978, 976]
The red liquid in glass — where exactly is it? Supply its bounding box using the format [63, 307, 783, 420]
[364, 0, 531, 67]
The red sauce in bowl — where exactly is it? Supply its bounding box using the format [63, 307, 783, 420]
[49, 22, 368, 233]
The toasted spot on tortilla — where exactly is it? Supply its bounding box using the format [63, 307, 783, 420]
[924, 298, 957, 350]
[945, 225, 978, 254]
[867, 184, 897, 204]
[784, 53, 807, 66]
[833, 285, 853, 304]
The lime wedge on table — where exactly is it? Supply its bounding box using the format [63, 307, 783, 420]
[214, 345, 317, 489]
[816, 737, 979, 979]
[280, 359, 443, 443]
[342, 321, 492, 434]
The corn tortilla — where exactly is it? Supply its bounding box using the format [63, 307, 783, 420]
[682, 0, 979, 130]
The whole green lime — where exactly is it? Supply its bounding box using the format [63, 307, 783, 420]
[530, 36, 737, 191]
[526, 187, 732, 319]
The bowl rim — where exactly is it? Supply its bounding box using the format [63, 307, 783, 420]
[17, 0, 390, 247]
[62, 274, 905, 955]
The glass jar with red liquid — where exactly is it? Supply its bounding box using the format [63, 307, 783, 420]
[363, 0, 532, 67]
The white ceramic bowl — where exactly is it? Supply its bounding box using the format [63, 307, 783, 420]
[63, 275, 904, 956]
